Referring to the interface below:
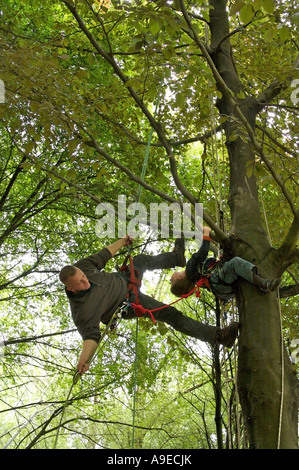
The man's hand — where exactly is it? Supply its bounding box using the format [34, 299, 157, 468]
[77, 359, 90, 375]
[106, 234, 134, 257]
[77, 339, 98, 376]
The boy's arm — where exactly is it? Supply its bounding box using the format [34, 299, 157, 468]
[186, 227, 212, 281]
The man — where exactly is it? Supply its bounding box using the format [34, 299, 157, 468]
[171, 226, 281, 300]
[59, 235, 239, 376]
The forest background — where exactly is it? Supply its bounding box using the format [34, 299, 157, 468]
[0, 0, 298, 450]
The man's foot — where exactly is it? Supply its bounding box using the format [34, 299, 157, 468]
[252, 273, 281, 293]
[216, 322, 239, 348]
[173, 238, 186, 267]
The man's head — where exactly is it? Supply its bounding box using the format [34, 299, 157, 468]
[59, 265, 90, 293]
[170, 271, 194, 297]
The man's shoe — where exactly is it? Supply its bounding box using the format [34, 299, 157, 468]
[173, 238, 186, 267]
[216, 322, 239, 348]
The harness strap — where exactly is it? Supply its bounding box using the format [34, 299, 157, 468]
[120, 245, 209, 325]
[120, 253, 141, 304]
[128, 277, 207, 324]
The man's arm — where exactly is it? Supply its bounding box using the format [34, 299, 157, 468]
[106, 235, 133, 257]
[77, 339, 98, 375]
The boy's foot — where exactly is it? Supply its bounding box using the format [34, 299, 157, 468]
[252, 274, 281, 293]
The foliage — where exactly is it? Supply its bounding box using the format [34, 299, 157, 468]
[0, 0, 298, 449]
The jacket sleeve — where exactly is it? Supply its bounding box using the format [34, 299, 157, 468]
[73, 309, 101, 343]
[186, 239, 211, 282]
[77, 322, 101, 343]
[74, 247, 112, 273]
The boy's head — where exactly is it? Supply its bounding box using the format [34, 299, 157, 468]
[170, 271, 194, 297]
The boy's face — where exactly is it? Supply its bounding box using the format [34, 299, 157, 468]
[66, 268, 91, 293]
[170, 271, 185, 286]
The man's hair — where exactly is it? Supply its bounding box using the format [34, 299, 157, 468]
[59, 265, 77, 285]
[171, 278, 194, 298]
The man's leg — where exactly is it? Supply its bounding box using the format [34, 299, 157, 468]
[123, 291, 217, 344]
[133, 238, 185, 279]
[122, 291, 238, 348]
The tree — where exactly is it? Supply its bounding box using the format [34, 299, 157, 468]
[0, 0, 298, 449]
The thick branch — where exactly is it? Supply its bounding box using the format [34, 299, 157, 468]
[179, 0, 298, 219]
[277, 213, 299, 263]
[279, 284, 299, 299]
[256, 80, 287, 111]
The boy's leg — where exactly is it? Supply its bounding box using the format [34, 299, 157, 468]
[219, 257, 281, 292]
[219, 257, 255, 284]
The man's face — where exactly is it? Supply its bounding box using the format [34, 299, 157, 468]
[66, 268, 91, 293]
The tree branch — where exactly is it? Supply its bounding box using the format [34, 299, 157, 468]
[277, 213, 299, 264]
[3, 329, 77, 346]
[178, 0, 298, 220]
[255, 80, 287, 111]
[279, 284, 299, 299]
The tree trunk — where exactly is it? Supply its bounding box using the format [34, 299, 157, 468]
[213, 298, 223, 449]
[237, 282, 299, 448]
[209, 0, 299, 448]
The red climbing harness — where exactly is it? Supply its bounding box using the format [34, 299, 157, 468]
[129, 277, 209, 324]
[121, 250, 210, 325]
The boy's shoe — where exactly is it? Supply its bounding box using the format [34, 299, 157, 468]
[253, 274, 281, 293]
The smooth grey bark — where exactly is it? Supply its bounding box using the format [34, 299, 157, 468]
[208, 0, 299, 449]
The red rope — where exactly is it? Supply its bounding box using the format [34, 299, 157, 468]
[129, 277, 208, 325]
[121, 244, 210, 325]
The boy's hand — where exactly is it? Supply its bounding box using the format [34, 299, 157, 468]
[203, 226, 211, 237]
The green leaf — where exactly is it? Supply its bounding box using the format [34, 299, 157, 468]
[230, 1, 245, 16]
[263, 0, 275, 14]
[279, 27, 291, 42]
[240, 4, 255, 23]
[264, 27, 276, 42]
[252, 0, 263, 11]
[175, 92, 185, 108]
[149, 19, 160, 36]
[291, 12, 299, 25]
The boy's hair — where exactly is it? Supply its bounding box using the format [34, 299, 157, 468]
[59, 265, 77, 285]
[171, 277, 194, 298]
